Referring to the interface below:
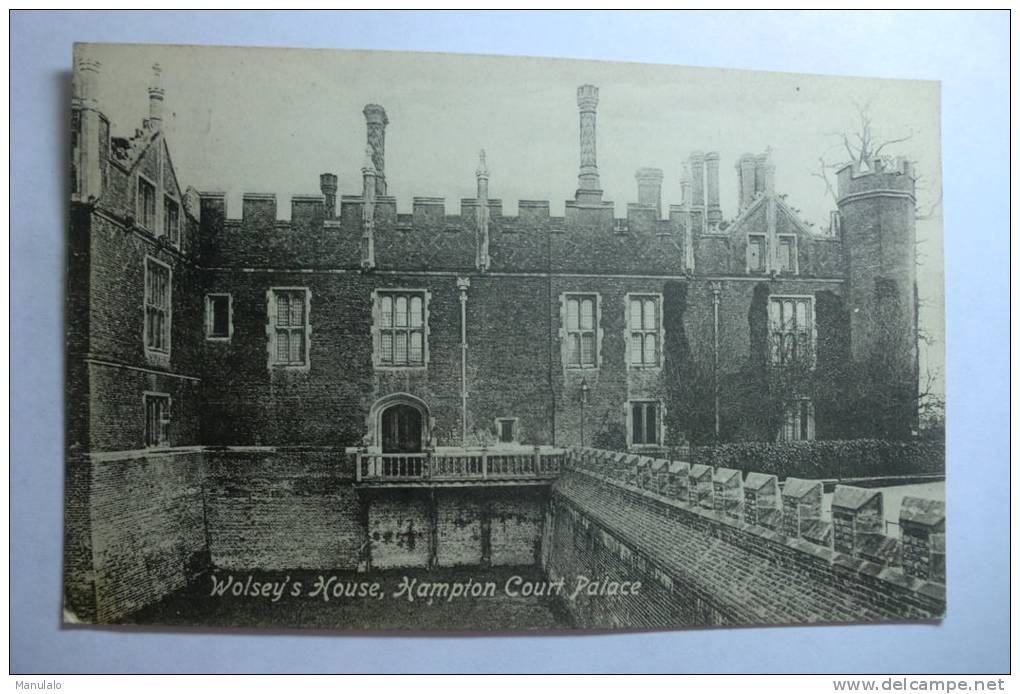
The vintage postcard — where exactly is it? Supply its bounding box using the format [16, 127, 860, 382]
[64, 43, 944, 631]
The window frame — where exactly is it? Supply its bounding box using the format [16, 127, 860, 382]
[776, 233, 799, 275]
[560, 292, 602, 370]
[372, 288, 431, 370]
[143, 255, 172, 359]
[163, 194, 181, 247]
[768, 294, 816, 368]
[779, 397, 815, 442]
[142, 391, 171, 449]
[136, 174, 157, 232]
[747, 233, 767, 274]
[625, 293, 664, 370]
[494, 417, 519, 446]
[205, 293, 233, 342]
[627, 400, 664, 449]
[267, 287, 311, 370]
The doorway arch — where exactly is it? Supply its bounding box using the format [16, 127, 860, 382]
[368, 393, 431, 453]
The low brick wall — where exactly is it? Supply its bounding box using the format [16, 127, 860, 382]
[204, 449, 364, 571]
[545, 468, 944, 629]
[65, 450, 208, 623]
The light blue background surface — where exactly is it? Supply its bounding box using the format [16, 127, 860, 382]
[10, 10, 1009, 674]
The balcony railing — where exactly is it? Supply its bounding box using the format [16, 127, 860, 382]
[355, 447, 565, 484]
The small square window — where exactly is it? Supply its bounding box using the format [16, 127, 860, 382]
[164, 196, 180, 246]
[747, 234, 766, 273]
[496, 418, 518, 444]
[206, 294, 231, 340]
[137, 177, 156, 231]
[780, 399, 814, 441]
[778, 235, 797, 274]
[144, 393, 170, 448]
[630, 401, 661, 446]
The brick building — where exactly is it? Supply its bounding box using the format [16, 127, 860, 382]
[65, 59, 923, 622]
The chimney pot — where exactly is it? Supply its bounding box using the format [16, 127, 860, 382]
[635, 167, 664, 217]
[148, 63, 164, 132]
[320, 173, 338, 217]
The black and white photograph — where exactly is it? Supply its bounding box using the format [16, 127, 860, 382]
[62, 42, 948, 633]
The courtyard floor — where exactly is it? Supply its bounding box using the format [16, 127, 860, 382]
[124, 565, 573, 633]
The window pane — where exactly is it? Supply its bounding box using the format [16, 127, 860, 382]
[632, 404, 644, 444]
[276, 330, 289, 363]
[630, 333, 643, 364]
[580, 298, 594, 330]
[645, 404, 658, 444]
[393, 330, 407, 364]
[499, 420, 514, 443]
[580, 334, 594, 366]
[769, 298, 781, 332]
[380, 332, 393, 363]
[290, 330, 305, 364]
[566, 298, 579, 331]
[749, 236, 764, 271]
[394, 296, 408, 327]
[409, 296, 423, 327]
[211, 297, 229, 336]
[629, 300, 642, 330]
[277, 293, 290, 327]
[779, 238, 793, 271]
[567, 334, 580, 366]
[290, 293, 304, 326]
[784, 300, 795, 329]
[409, 331, 423, 363]
[643, 299, 656, 330]
[643, 334, 657, 365]
[796, 300, 808, 331]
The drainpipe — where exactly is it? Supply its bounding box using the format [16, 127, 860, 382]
[711, 281, 721, 439]
[457, 277, 471, 444]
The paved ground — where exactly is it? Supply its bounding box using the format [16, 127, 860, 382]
[125, 565, 573, 633]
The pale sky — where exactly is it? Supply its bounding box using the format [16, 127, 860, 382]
[79, 43, 944, 398]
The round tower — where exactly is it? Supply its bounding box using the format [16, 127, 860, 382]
[836, 158, 919, 435]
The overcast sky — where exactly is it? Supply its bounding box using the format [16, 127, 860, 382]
[79, 43, 944, 397]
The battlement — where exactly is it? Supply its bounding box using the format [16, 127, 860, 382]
[566, 446, 946, 588]
[836, 158, 916, 203]
[197, 191, 689, 234]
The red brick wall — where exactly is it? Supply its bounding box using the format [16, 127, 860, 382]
[369, 492, 432, 570]
[489, 489, 546, 566]
[203, 450, 363, 571]
[434, 491, 483, 567]
[545, 470, 945, 629]
[85, 451, 207, 623]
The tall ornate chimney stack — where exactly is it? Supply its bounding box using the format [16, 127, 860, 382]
[148, 63, 164, 132]
[363, 104, 388, 196]
[575, 84, 602, 203]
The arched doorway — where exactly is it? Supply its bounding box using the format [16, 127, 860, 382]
[381, 403, 423, 453]
[369, 393, 430, 453]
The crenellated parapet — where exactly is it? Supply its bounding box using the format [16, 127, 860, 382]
[566, 446, 946, 592]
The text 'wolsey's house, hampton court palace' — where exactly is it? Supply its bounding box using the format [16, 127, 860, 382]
[65, 53, 944, 629]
